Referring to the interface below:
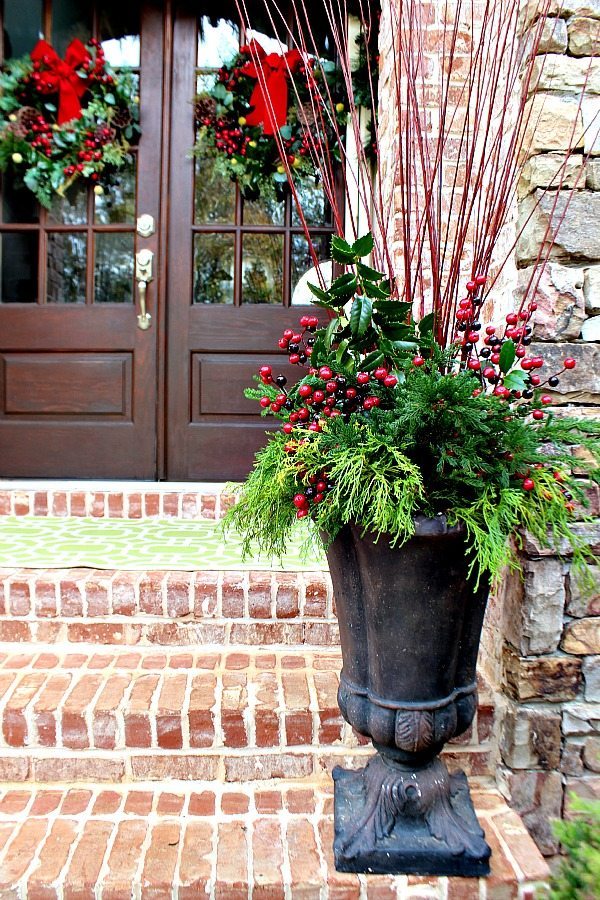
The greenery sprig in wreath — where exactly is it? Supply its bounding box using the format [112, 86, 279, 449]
[193, 40, 346, 202]
[0, 38, 140, 208]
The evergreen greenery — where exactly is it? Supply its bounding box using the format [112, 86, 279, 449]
[550, 797, 600, 899]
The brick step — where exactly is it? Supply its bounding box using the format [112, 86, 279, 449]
[0, 646, 496, 782]
[0, 568, 335, 647]
[0, 483, 233, 519]
[0, 781, 550, 898]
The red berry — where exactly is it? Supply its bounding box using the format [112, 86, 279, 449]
[283, 329, 294, 340]
[313, 493, 324, 503]
[529, 301, 538, 311]
[299, 315, 310, 327]
[522, 478, 535, 491]
[383, 375, 398, 387]
[293, 494, 307, 508]
[313, 390, 326, 403]
[467, 331, 480, 343]
[308, 316, 319, 328]
[260, 396, 271, 408]
[278, 338, 289, 349]
[485, 325, 496, 335]
[412, 356, 425, 367]
[505, 313, 518, 325]
[564, 357, 576, 369]
[316, 481, 327, 493]
[475, 274, 486, 286]
[521, 359, 535, 371]
[318, 366, 333, 380]
[363, 398, 374, 410]
[291, 333, 302, 344]
[466, 280, 477, 292]
[459, 298, 472, 310]
[296, 509, 309, 519]
[289, 354, 300, 364]
[483, 366, 496, 380]
[374, 367, 388, 380]
[532, 409, 544, 420]
[270, 403, 281, 413]
[325, 381, 337, 393]
[530, 374, 541, 386]
[298, 408, 309, 420]
[275, 394, 286, 404]
[467, 359, 481, 370]
[357, 372, 370, 385]
[283, 423, 293, 434]
[308, 422, 321, 432]
[491, 353, 500, 365]
[259, 365, 272, 377]
[299, 384, 312, 398]
[515, 346, 526, 358]
[541, 395, 552, 405]
[531, 357, 544, 369]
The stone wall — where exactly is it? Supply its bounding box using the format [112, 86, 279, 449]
[493, 0, 600, 863]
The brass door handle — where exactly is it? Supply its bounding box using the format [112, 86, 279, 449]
[136, 248, 153, 331]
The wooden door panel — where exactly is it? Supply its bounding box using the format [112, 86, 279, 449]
[1, 353, 132, 416]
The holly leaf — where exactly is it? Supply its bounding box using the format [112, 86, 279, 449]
[331, 235, 356, 264]
[352, 233, 374, 258]
[104, 92, 116, 106]
[324, 316, 340, 349]
[373, 300, 411, 322]
[349, 296, 373, 338]
[499, 339, 516, 374]
[503, 369, 527, 392]
[361, 350, 385, 371]
[307, 282, 331, 303]
[362, 280, 390, 300]
[357, 261, 385, 282]
[330, 273, 357, 300]
[279, 125, 292, 140]
[418, 312, 435, 335]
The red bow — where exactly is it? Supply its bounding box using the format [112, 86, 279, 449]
[240, 41, 303, 135]
[30, 39, 91, 125]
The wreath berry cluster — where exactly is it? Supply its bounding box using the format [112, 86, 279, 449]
[193, 40, 346, 202]
[0, 38, 140, 208]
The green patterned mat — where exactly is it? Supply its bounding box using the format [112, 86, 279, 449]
[0, 516, 327, 572]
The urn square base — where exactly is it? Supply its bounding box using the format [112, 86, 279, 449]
[333, 763, 491, 877]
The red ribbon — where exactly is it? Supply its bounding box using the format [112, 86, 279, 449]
[30, 39, 91, 125]
[240, 41, 303, 135]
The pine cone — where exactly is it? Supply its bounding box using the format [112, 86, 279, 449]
[15, 106, 39, 137]
[195, 96, 216, 124]
[111, 107, 132, 130]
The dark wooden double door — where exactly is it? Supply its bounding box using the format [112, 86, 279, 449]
[0, 0, 333, 480]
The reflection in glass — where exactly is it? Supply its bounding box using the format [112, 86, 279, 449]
[94, 232, 134, 303]
[291, 234, 331, 304]
[0, 233, 38, 303]
[292, 179, 332, 227]
[194, 151, 235, 225]
[2, 177, 39, 225]
[197, 17, 239, 69]
[99, 1, 140, 67]
[243, 195, 285, 228]
[95, 157, 136, 224]
[46, 233, 87, 303]
[3, 0, 43, 58]
[101, 36, 140, 68]
[242, 234, 283, 304]
[52, 0, 92, 54]
[48, 180, 88, 225]
[193, 234, 234, 304]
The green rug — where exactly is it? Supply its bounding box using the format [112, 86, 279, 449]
[0, 516, 327, 572]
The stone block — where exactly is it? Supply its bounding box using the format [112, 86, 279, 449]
[497, 767, 563, 856]
[562, 702, 600, 735]
[583, 265, 600, 313]
[583, 735, 600, 771]
[582, 97, 600, 155]
[562, 739, 585, 776]
[519, 154, 585, 199]
[518, 191, 600, 266]
[564, 774, 600, 807]
[521, 96, 584, 159]
[568, 15, 600, 55]
[531, 56, 600, 94]
[517, 263, 585, 341]
[528, 341, 600, 397]
[567, 565, 600, 617]
[503, 648, 582, 701]
[562, 617, 600, 654]
[536, 16, 569, 53]
[581, 315, 600, 341]
[583, 656, 600, 700]
[500, 704, 562, 769]
[518, 559, 566, 654]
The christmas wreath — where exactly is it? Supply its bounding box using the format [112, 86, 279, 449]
[0, 38, 140, 208]
[193, 40, 347, 201]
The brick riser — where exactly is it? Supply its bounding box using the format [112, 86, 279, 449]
[0, 488, 234, 519]
[0, 569, 336, 647]
[0, 648, 496, 783]
[0, 784, 550, 899]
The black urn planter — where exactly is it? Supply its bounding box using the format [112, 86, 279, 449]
[326, 516, 492, 877]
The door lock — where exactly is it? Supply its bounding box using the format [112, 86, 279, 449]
[136, 248, 154, 331]
[136, 214, 155, 238]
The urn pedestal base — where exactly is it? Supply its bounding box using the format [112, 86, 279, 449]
[333, 755, 491, 877]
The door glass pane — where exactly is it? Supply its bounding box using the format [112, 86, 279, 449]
[94, 157, 136, 224]
[2, 178, 39, 224]
[194, 152, 235, 225]
[193, 233, 234, 304]
[292, 180, 333, 227]
[3, 0, 43, 58]
[47, 182, 88, 225]
[94, 232, 134, 303]
[242, 234, 283, 305]
[0, 233, 38, 302]
[291, 234, 331, 305]
[99, 4, 140, 67]
[52, 0, 92, 55]
[197, 17, 239, 69]
[244, 196, 285, 228]
[46, 233, 87, 303]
